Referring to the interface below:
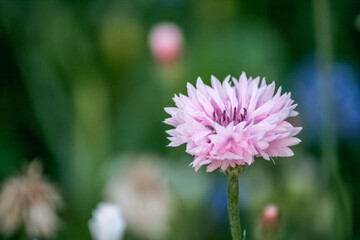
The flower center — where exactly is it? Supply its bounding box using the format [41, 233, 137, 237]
[212, 107, 247, 126]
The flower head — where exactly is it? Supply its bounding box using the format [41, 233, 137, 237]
[164, 73, 301, 172]
[0, 161, 62, 238]
[106, 155, 173, 240]
[89, 203, 126, 240]
[293, 58, 360, 140]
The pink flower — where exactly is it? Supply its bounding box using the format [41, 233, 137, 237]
[149, 22, 183, 63]
[164, 73, 301, 172]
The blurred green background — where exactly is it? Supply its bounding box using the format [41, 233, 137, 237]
[0, 0, 360, 239]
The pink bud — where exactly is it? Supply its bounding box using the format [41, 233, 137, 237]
[149, 22, 183, 63]
[263, 204, 278, 228]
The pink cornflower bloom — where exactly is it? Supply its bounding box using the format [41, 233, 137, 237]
[149, 22, 183, 63]
[164, 73, 301, 172]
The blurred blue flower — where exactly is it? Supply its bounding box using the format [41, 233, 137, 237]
[292, 57, 360, 141]
[207, 177, 250, 223]
[208, 180, 228, 223]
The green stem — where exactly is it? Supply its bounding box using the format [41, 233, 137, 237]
[313, 0, 352, 238]
[228, 172, 242, 240]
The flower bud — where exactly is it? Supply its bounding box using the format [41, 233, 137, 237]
[262, 204, 278, 228]
[149, 22, 183, 63]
